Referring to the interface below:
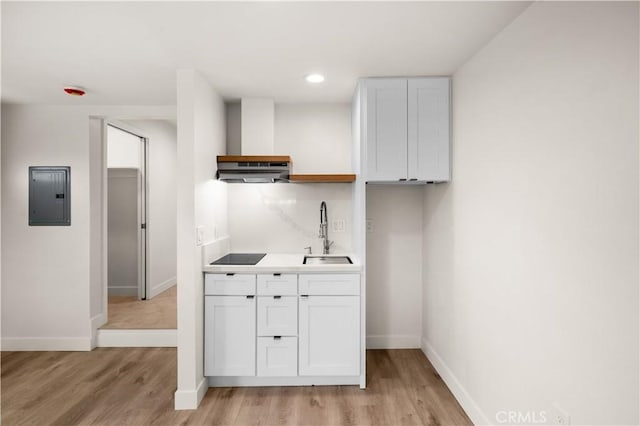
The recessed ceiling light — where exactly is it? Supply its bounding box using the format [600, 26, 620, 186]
[305, 74, 325, 84]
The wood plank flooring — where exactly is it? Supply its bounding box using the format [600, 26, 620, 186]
[102, 285, 176, 329]
[1, 349, 471, 425]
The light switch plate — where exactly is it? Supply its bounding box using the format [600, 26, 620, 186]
[332, 220, 345, 233]
[366, 219, 374, 233]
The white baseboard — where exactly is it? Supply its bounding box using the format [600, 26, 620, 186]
[421, 338, 491, 425]
[149, 276, 176, 299]
[175, 377, 208, 410]
[108, 286, 137, 296]
[208, 375, 360, 387]
[1, 337, 92, 351]
[90, 313, 108, 349]
[367, 334, 421, 349]
[96, 329, 177, 347]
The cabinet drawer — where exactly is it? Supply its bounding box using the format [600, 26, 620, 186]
[205, 274, 256, 295]
[257, 274, 297, 296]
[299, 274, 360, 296]
[257, 296, 297, 336]
[257, 336, 297, 377]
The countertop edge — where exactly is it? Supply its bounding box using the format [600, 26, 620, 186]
[202, 253, 363, 274]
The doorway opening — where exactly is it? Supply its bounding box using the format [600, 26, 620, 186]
[105, 124, 148, 300]
[100, 119, 177, 333]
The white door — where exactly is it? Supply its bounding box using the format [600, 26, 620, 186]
[365, 79, 408, 181]
[204, 295, 256, 376]
[408, 77, 451, 182]
[106, 124, 149, 300]
[299, 296, 360, 376]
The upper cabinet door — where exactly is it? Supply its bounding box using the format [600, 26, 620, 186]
[408, 78, 451, 182]
[365, 79, 408, 181]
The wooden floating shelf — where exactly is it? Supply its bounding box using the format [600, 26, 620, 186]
[217, 155, 291, 162]
[289, 174, 356, 183]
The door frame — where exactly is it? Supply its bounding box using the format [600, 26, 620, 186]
[104, 120, 150, 301]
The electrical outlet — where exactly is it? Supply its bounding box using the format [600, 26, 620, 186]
[550, 405, 570, 426]
[332, 220, 345, 233]
[366, 219, 374, 233]
[196, 226, 204, 246]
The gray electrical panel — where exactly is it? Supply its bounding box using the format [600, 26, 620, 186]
[29, 166, 71, 226]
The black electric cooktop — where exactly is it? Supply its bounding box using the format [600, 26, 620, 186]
[210, 253, 266, 266]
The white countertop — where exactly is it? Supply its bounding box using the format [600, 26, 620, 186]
[203, 253, 362, 274]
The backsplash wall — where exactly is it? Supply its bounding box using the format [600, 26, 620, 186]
[227, 183, 353, 254]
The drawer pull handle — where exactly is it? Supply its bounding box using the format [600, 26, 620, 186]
[274, 295, 282, 299]
[300, 295, 309, 298]
[226, 273, 235, 276]
[273, 273, 281, 276]
[274, 336, 281, 340]
[246, 295, 254, 299]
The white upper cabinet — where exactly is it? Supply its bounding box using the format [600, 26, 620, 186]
[362, 77, 450, 182]
[408, 78, 451, 182]
[365, 79, 408, 181]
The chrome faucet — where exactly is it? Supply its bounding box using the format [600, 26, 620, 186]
[319, 201, 333, 254]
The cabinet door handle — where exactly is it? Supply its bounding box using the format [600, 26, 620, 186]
[399, 178, 407, 182]
[409, 178, 418, 181]
[246, 295, 254, 299]
[300, 295, 309, 298]
[226, 273, 235, 276]
[273, 273, 281, 276]
[273, 295, 281, 299]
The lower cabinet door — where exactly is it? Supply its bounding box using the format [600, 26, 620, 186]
[204, 295, 256, 376]
[257, 336, 297, 377]
[299, 296, 360, 376]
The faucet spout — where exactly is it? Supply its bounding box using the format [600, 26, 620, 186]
[319, 201, 331, 254]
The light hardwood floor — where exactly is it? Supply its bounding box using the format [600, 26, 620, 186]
[1, 348, 471, 425]
[102, 285, 177, 329]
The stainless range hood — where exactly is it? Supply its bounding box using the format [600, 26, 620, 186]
[217, 156, 291, 183]
[218, 99, 292, 183]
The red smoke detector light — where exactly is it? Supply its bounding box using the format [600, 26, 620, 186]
[63, 87, 86, 96]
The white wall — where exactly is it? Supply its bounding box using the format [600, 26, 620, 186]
[227, 103, 354, 254]
[275, 103, 351, 174]
[107, 168, 139, 296]
[175, 69, 227, 409]
[422, 2, 639, 425]
[1, 104, 175, 350]
[366, 185, 423, 349]
[124, 119, 177, 298]
[107, 125, 141, 168]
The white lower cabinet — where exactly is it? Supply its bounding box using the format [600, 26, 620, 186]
[257, 336, 298, 376]
[205, 272, 361, 383]
[204, 295, 256, 377]
[298, 295, 360, 376]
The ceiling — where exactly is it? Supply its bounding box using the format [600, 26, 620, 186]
[1, 1, 531, 105]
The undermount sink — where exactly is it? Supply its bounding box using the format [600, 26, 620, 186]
[303, 255, 352, 265]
